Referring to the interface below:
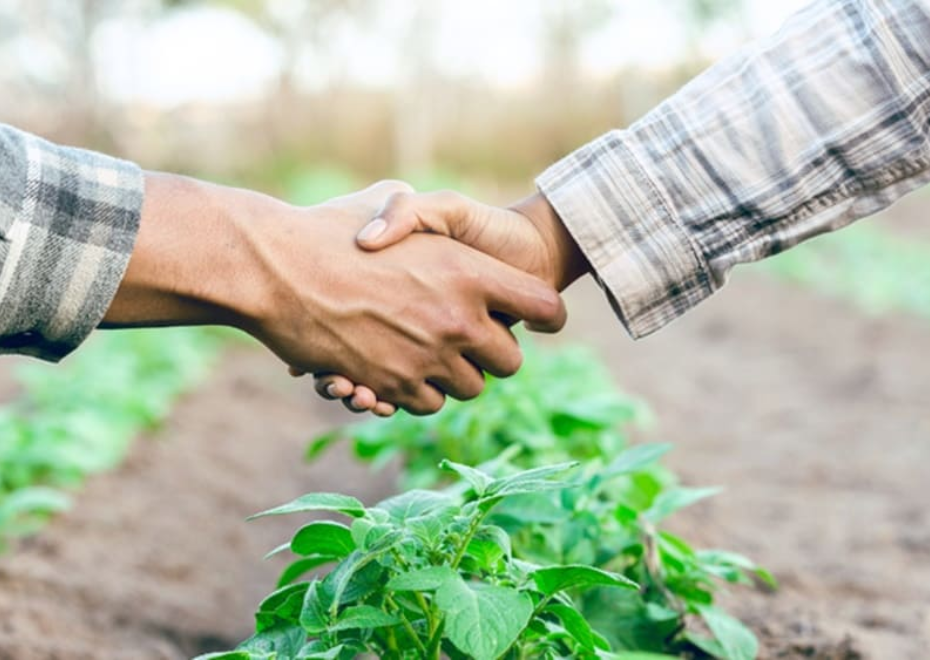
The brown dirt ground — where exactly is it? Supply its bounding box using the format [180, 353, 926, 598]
[0, 213, 928, 659]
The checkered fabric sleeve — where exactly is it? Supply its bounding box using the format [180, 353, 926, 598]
[538, 0, 930, 338]
[0, 124, 143, 361]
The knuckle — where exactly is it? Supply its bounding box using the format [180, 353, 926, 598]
[495, 347, 523, 378]
[534, 289, 565, 325]
[383, 190, 412, 215]
[458, 376, 485, 401]
[506, 347, 525, 375]
[424, 395, 446, 415]
[433, 189, 462, 208]
[440, 309, 472, 342]
[406, 399, 441, 417]
[377, 179, 415, 196]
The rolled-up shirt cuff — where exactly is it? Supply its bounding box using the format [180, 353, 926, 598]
[0, 127, 143, 361]
[536, 130, 715, 339]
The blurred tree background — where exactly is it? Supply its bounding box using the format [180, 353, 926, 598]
[0, 0, 788, 199]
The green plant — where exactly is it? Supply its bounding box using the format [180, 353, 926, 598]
[304, 341, 773, 658]
[757, 222, 930, 319]
[197, 461, 634, 660]
[201, 456, 768, 660]
[0, 327, 228, 546]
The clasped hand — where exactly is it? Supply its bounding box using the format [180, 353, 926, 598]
[300, 183, 589, 417]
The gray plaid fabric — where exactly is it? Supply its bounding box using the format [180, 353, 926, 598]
[0, 124, 143, 361]
[538, 0, 930, 338]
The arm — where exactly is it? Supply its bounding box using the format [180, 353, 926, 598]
[538, 0, 930, 337]
[0, 125, 566, 415]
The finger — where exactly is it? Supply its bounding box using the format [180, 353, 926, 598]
[289, 366, 306, 377]
[349, 386, 379, 411]
[372, 401, 397, 417]
[399, 383, 446, 417]
[464, 320, 524, 378]
[426, 357, 486, 402]
[343, 397, 371, 413]
[314, 373, 355, 400]
[357, 190, 473, 251]
[481, 259, 567, 334]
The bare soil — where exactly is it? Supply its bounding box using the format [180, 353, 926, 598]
[0, 245, 927, 659]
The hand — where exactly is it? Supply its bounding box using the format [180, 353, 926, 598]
[356, 190, 588, 291]
[106, 175, 566, 416]
[313, 189, 589, 415]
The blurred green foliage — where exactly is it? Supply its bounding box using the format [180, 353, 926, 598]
[758, 223, 930, 319]
[283, 165, 470, 207]
[0, 328, 226, 546]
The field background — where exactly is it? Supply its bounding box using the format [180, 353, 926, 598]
[0, 1, 928, 659]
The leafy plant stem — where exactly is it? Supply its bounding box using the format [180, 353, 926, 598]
[425, 618, 445, 660]
[414, 591, 436, 636]
[450, 509, 489, 570]
[386, 594, 429, 657]
[641, 520, 685, 616]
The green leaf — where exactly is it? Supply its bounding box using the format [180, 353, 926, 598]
[491, 492, 571, 525]
[237, 621, 306, 657]
[329, 604, 400, 632]
[263, 542, 291, 560]
[466, 525, 512, 571]
[407, 506, 457, 548]
[374, 489, 456, 523]
[597, 652, 682, 660]
[697, 549, 778, 589]
[530, 565, 637, 595]
[387, 566, 457, 592]
[248, 493, 365, 520]
[439, 459, 495, 495]
[602, 443, 673, 477]
[277, 555, 338, 588]
[306, 431, 338, 461]
[0, 487, 71, 526]
[696, 604, 758, 660]
[321, 550, 370, 615]
[545, 603, 606, 651]
[552, 392, 633, 429]
[296, 644, 345, 660]
[299, 580, 329, 634]
[484, 462, 580, 498]
[192, 653, 252, 660]
[643, 486, 722, 523]
[435, 578, 533, 660]
[255, 583, 310, 631]
[291, 521, 355, 557]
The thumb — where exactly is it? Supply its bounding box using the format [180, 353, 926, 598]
[357, 190, 470, 251]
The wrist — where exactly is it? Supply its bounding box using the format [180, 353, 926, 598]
[510, 192, 589, 291]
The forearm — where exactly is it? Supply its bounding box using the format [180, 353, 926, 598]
[539, 0, 930, 337]
[102, 172, 277, 333]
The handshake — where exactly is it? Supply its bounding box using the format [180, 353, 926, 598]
[106, 175, 590, 418]
[296, 181, 591, 417]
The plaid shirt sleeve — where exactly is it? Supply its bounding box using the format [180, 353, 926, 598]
[0, 124, 143, 361]
[537, 0, 930, 338]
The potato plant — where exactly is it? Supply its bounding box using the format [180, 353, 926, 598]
[203, 450, 769, 659]
[197, 460, 670, 660]
[303, 341, 774, 658]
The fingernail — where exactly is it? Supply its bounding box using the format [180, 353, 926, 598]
[357, 218, 387, 243]
[326, 383, 339, 398]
